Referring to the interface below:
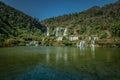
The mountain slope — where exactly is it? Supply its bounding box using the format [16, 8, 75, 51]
[41, 1, 120, 38]
[0, 1, 46, 46]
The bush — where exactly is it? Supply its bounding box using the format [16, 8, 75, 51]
[18, 38, 25, 46]
[98, 31, 107, 39]
[3, 38, 18, 47]
[111, 24, 120, 37]
[78, 26, 86, 35]
[0, 41, 3, 47]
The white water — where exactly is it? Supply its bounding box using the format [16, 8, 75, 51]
[55, 27, 59, 36]
[46, 27, 49, 36]
[77, 40, 86, 48]
[63, 28, 67, 36]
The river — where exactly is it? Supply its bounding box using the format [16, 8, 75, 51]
[0, 46, 120, 80]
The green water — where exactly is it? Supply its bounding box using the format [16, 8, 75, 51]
[0, 46, 120, 80]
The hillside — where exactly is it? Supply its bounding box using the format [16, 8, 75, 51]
[0, 1, 120, 47]
[41, 1, 120, 39]
[0, 1, 46, 46]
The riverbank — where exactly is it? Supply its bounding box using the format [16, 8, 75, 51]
[0, 37, 120, 48]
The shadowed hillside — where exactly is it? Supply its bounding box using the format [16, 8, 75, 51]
[0, 1, 46, 47]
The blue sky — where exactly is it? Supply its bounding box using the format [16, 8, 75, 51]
[0, 0, 118, 21]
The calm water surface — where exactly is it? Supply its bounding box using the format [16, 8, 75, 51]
[0, 46, 120, 80]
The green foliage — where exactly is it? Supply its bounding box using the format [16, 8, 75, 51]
[41, 1, 120, 38]
[0, 1, 120, 47]
[0, 1, 46, 37]
[0, 1, 46, 47]
[98, 31, 108, 39]
[111, 23, 120, 37]
[78, 26, 86, 35]
[3, 38, 17, 47]
[89, 25, 102, 34]
[17, 38, 25, 46]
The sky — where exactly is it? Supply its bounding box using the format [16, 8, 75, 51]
[0, 0, 118, 21]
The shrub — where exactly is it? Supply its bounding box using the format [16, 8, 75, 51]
[78, 26, 86, 35]
[3, 38, 17, 47]
[98, 31, 107, 39]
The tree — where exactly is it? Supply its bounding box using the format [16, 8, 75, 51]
[111, 23, 120, 37]
[78, 26, 86, 35]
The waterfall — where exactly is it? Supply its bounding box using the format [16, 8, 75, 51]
[79, 41, 82, 47]
[88, 36, 91, 41]
[91, 40, 95, 47]
[63, 28, 67, 36]
[77, 40, 86, 48]
[57, 37, 63, 41]
[69, 36, 78, 41]
[55, 27, 59, 36]
[46, 27, 49, 36]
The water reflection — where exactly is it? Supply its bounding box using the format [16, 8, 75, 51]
[46, 47, 50, 63]
[73, 47, 77, 61]
[106, 50, 111, 62]
[80, 47, 85, 56]
[0, 47, 120, 80]
[55, 52, 59, 64]
[64, 47, 68, 64]
[55, 47, 62, 64]
[91, 46, 95, 59]
[45, 47, 97, 65]
[45, 47, 69, 65]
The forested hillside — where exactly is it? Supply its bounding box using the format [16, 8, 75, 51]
[41, 1, 120, 39]
[0, 1, 46, 46]
[0, 1, 120, 47]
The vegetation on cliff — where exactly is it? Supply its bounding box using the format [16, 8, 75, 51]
[0, 1, 120, 47]
[41, 1, 120, 39]
[0, 1, 46, 47]
[40, 1, 120, 47]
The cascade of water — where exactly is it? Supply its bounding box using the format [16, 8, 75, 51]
[55, 27, 59, 36]
[63, 28, 67, 36]
[77, 40, 86, 48]
[79, 41, 82, 47]
[69, 36, 78, 41]
[88, 36, 91, 41]
[57, 37, 63, 41]
[82, 40, 86, 47]
[42, 38, 45, 41]
[46, 27, 49, 36]
[91, 40, 95, 47]
[27, 41, 39, 46]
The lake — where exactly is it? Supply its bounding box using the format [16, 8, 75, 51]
[0, 46, 120, 80]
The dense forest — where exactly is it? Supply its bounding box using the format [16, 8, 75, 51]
[0, 1, 46, 47]
[41, 1, 120, 39]
[0, 1, 120, 47]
